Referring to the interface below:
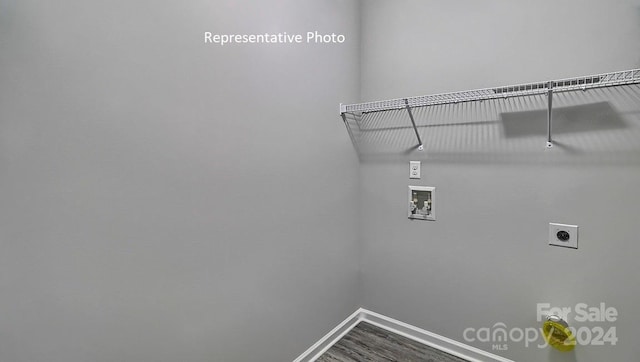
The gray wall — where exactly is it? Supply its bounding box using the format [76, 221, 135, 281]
[4, 1, 640, 361]
[0, 1, 361, 361]
[359, 1, 640, 361]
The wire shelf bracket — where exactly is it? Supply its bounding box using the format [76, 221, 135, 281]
[404, 99, 424, 151]
[547, 81, 554, 148]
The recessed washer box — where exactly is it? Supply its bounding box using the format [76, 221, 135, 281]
[549, 223, 578, 249]
[408, 185, 435, 221]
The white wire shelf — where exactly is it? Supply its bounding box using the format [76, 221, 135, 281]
[340, 69, 640, 114]
[339, 68, 640, 150]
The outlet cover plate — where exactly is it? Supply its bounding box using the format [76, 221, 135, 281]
[410, 161, 421, 179]
[549, 223, 578, 249]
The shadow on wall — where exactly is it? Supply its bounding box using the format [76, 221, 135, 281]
[343, 85, 640, 165]
[501, 102, 627, 138]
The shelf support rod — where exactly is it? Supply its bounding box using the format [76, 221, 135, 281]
[546, 81, 554, 148]
[341, 112, 358, 152]
[404, 99, 424, 151]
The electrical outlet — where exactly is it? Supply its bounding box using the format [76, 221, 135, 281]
[409, 161, 421, 179]
[549, 223, 578, 249]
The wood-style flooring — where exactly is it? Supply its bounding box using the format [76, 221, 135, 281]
[316, 322, 469, 362]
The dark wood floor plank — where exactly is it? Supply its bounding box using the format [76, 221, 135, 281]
[316, 322, 469, 362]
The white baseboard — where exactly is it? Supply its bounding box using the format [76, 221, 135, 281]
[292, 308, 365, 362]
[293, 308, 515, 362]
